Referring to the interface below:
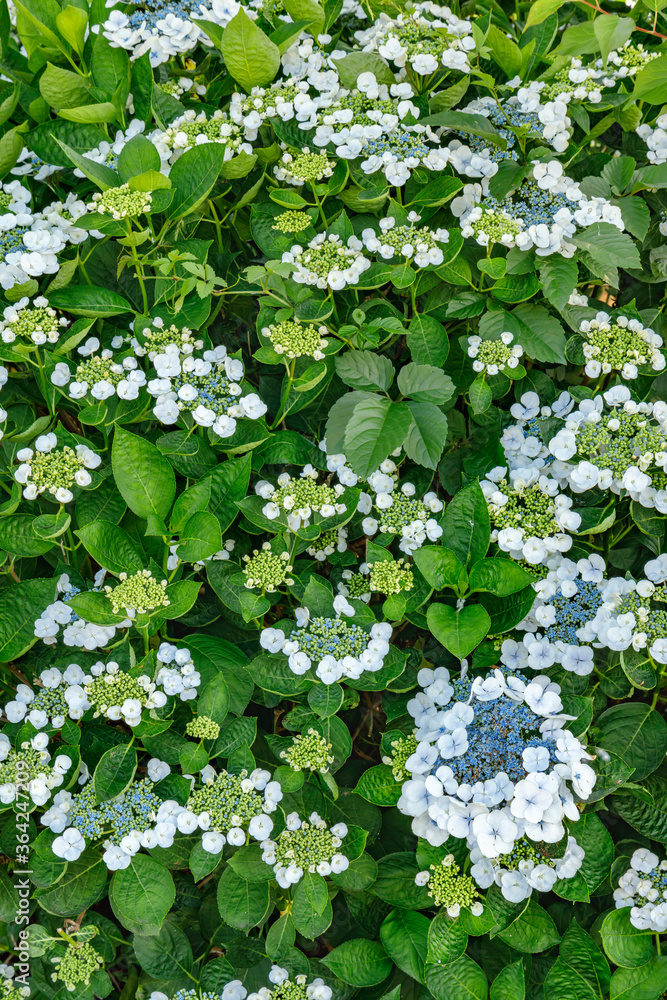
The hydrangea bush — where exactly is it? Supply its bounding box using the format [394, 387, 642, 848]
[1, 0, 667, 998]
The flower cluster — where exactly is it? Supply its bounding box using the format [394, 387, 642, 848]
[360, 214, 450, 266]
[52, 349, 147, 402]
[0, 739, 71, 807]
[398, 665, 595, 855]
[482, 467, 581, 563]
[179, 768, 282, 854]
[3, 662, 89, 727]
[614, 849, 667, 931]
[355, 3, 476, 75]
[84, 659, 169, 725]
[579, 311, 665, 379]
[471, 834, 584, 901]
[104, 570, 169, 617]
[467, 332, 523, 375]
[148, 343, 266, 437]
[273, 148, 335, 186]
[50, 940, 104, 990]
[14, 433, 101, 503]
[0, 295, 68, 345]
[360, 480, 444, 553]
[34, 572, 121, 650]
[260, 597, 393, 683]
[256, 469, 347, 530]
[90, 183, 152, 220]
[260, 811, 349, 887]
[282, 233, 371, 290]
[153, 110, 252, 168]
[548, 387, 667, 510]
[452, 163, 624, 256]
[369, 558, 414, 595]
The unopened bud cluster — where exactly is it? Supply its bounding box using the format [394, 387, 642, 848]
[15, 434, 100, 503]
[260, 811, 349, 887]
[0, 295, 68, 345]
[243, 545, 294, 592]
[263, 319, 328, 359]
[91, 183, 152, 219]
[272, 211, 313, 235]
[382, 733, 417, 781]
[186, 715, 220, 739]
[274, 149, 334, 185]
[51, 940, 104, 989]
[369, 558, 414, 595]
[415, 855, 484, 916]
[580, 312, 665, 379]
[468, 332, 523, 375]
[105, 570, 169, 617]
[280, 729, 334, 773]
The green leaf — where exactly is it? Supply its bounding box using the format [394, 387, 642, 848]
[221, 9, 280, 91]
[405, 400, 449, 470]
[178, 511, 222, 563]
[633, 52, 667, 104]
[557, 921, 610, 997]
[198, 673, 230, 725]
[407, 315, 449, 367]
[76, 520, 144, 576]
[490, 961, 525, 1000]
[117, 133, 161, 181]
[600, 908, 654, 968]
[110, 855, 175, 935]
[427, 912, 469, 966]
[571, 224, 640, 281]
[467, 558, 535, 597]
[112, 426, 176, 523]
[335, 351, 395, 391]
[355, 765, 401, 806]
[398, 363, 455, 404]
[480, 305, 567, 365]
[344, 397, 413, 478]
[413, 546, 466, 592]
[537, 257, 578, 312]
[525, 0, 566, 26]
[94, 744, 137, 803]
[0, 577, 56, 662]
[216, 867, 271, 930]
[427, 603, 491, 659]
[322, 939, 393, 987]
[486, 25, 522, 77]
[610, 957, 667, 999]
[333, 50, 394, 88]
[497, 900, 559, 953]
[422, 110, 506, 150]
[49, 286, 131, 317]
[425, 956, 489, 1000]
[469, 376, 492, 415]
[380, 908, 429, 983]
[593, 14, 634, 64]
[441, 480, 490, 566]
[167, 142, 228, 220]
[36, 848, 108, 917]
[283, 0, 325, 36]
[227, 843, 274, 883]
[39, 62, 91, 110]
[133, 924, 194, 981]
[596, 703, 667, 781]
[307, 683, 344, 718]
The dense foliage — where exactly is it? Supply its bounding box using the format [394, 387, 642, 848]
[1, 0, 667, 997]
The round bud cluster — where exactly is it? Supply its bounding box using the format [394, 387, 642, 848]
[282, 233, 371, 290]
[579, 312, 665, 379]
[156, 642, 201, 700]
[260, 811, 349, 887]
[104, 570, 170, 617]
[548, 386, 667, 510]
[361, 214, 450, 267]
[243, 545, 294, 592]
[274, 148, 335, 185]
[52, 350, 147, 402]
[280, 729, 334, 773]
[153, 110, 252, 168]
[369, 558, 414, 595]
[272, 211, 313, 235]
[458, 205, 523, 248]
[256, 470, 347, 530]
[91, 183, 152, 220]
[262, 319, 328, 359]
[467, 332, 524, 375]
[0, 295, 68, 345]
[14, 433, 101, 503]
[260, 598, 393, 684]
[471, 835, 585, 901]
[51, 941, 103, 989]
[307, 526, 348, 562]
[415, 855, 484, 916]
[360, 482, 444, 553]
[481, 467, 581, 564]
[3, 662, 88, 728]
[180, 768, 282, 854]
[186, 715, 220, 739]
[0, 737, 71, 806]
[84, 660, 168, 726]
[614, 848, 667, 931]
[229, 79, 326, 139]
[0, 982, 29, 1000]
[382, 732, 418, 781]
